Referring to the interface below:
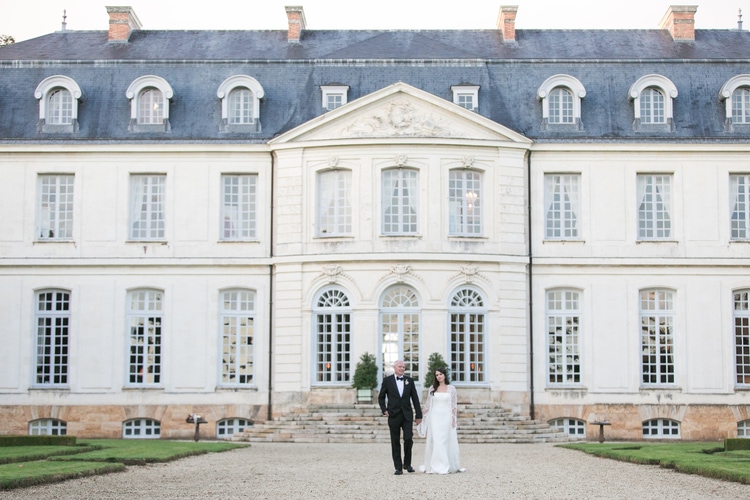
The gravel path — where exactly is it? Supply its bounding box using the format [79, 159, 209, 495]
[2, 442, 749, 499]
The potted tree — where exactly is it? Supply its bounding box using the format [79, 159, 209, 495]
[352, 352, 378, 403]
[424, 352, 450, 388]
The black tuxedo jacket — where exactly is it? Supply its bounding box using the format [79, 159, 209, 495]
[378, 374, 422, 421]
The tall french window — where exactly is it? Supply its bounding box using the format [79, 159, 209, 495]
[35, 290, 70, 385]
[130, 175, 165, 240]
[221, 174, 257, 240]
[448, 170, 482, 236]
[38, 174, 74, 240]
[640, 289, 675, 385]
[220, 290, 255, 385]
[127, 290, 162, 385]
[450, 288, 486, 383]
[380, 286, 420, 380]
[735, 290, 750, 385]
[637, 174, 671, 240]
[546, 289, 581, 385]
[544, 174, 579, 239]
[314, 288, 351, 384]
[382, 169, 418, 235]
[730, 174, 750, 240]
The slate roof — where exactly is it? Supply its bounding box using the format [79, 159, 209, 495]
[2, 28, 750, 143]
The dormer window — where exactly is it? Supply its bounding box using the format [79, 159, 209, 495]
[34, 75, 82, 133]
[628, 74, 677, 132]
[217, 75, 264, 133]
[126, 75, 173, 132]
[321, 85, 349, 111]
[537, 75, 585, 131]
[451, 85, 479, 112]
[719, 75, 750, 130]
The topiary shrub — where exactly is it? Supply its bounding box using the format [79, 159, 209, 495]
[424, 352, 450, 388]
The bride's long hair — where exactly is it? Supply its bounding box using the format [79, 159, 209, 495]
[429, 366, 450, 395]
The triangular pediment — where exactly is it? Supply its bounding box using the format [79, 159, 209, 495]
[270, 82, 531, 145]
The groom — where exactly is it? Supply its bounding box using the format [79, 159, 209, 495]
[378, 359, 422, 475]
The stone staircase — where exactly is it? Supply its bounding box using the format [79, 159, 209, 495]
[233, 404, 570, 444]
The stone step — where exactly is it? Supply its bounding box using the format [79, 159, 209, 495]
[234, 404, 569, 444]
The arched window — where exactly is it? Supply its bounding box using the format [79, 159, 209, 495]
[216, 418, 253, 438]
[549, 418, 585, 438]
[537, 75, 585, 130]
[219, 289, 256, 386]
[34, 75, 82, 133]
[719, 75, 750, 129]
[122, 418, 160, 439]
[126, 75, 173, 132]
[29, 418, 67, 436]
[313, 287, 352, 384]
[642, 418, 680, 438]
[380, 286, 420, 380]
[217, 75, 264, 132]
[449, 287, 486, 383]
[628, 74, 677, 131]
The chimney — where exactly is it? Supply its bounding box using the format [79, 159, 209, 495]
[659, 5, 698, 42]
[106, 6, 142, 43]
[286, 6, 306, 43]
[497, 6, 518, 42]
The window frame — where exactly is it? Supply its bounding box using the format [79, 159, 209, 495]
[628, 74, 677, 131]
[381, 168, 419, 236]
[544, 173, 580, 240]
[321, 85, 349, 111]
[129, 174, 166, 241]
[29, 418, 67, 436]
[317, 168, 352, 237]
[221, 174, 258, 241]
[738, 419, 750, 438]
[734, 289, 750, 387]
[219, 289, 256, 387]
[546, 289, 582, 386]
[449, 287, 487, 384]
[450, 85, 479, 112]
[537, 75, 586, 129]
[37, 174, 75, 241]
[216, 418, 252, 438]
[125, 75, 173, 132]
[719, 75, 750, 128]
[730, 174, 750, 241]
[637, 174, 672, 241]
[379, 285, 421, 381]
[217, 75, 264, 132]
[122, 418, 161, 439]
[549, 418, 586, 438]
[126, 289, 163, 387]
[313, 287, 352, 386]
[448, 169, 483, 237]
[642, 418, 680, 439]
[34, 289, 71, 387]
[34, 75, 82, 133]
[639, 289, 676, 387]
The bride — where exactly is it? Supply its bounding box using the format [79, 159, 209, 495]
[419, 366, 464, 474]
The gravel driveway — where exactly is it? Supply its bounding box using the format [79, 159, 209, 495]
[2, 442, 748, 499]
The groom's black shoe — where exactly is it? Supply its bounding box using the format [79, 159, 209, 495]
[394, 469, 403, 475]
[405, 466, 415, 473]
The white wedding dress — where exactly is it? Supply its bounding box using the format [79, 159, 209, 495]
[420, 385, 463, 474]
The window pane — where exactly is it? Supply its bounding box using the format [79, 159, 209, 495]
[127, 290, 163, 385]
[637, 174, 671, 240]
[318, 170, 352, 236]
[221, 175, 257, 240]
[35, 291, 70, 385]
[380, 287, 420, 380]
[47, 88, 73, 125]
[220, 290, 256, 385]
[314, 289, 351, 384]
[382, 169, 418, 235]
[130, 175, 165, 240]
[640, 290, 675, 385]
[228, 88, 253, 124]
[138, 88, 164, 124]
[449, 170, 482, 236]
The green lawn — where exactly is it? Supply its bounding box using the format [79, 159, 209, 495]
[561, 442, 750, 484]
[0, 439, 248, 490]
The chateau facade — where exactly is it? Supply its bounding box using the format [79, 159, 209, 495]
[1, 5, 750, 440]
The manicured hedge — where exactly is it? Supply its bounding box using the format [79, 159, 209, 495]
[725, 438, 750, 451]
[0, 436, 76, 447]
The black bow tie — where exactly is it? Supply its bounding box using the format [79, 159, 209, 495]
[396, 377, 404, 381]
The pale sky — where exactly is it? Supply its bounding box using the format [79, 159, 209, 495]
[1, 1, 748, 42]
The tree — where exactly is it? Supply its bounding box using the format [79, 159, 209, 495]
[352, 352, 378, 390]
[424, 352, 450, 388]
[0, 35, 15, 47]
